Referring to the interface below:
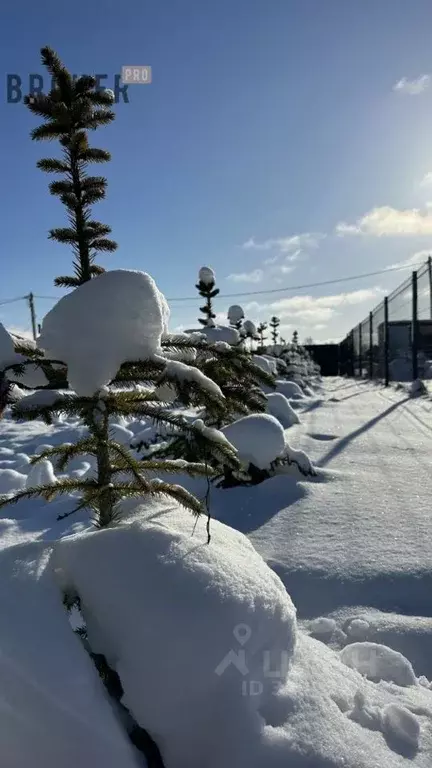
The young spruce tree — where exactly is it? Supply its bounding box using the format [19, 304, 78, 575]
[257, 321, 267, 350]
[196, 267, 219, 327]
[0, 346, 240, 531]
[24, 47, 117, 288]
[269, 316, 280, 345]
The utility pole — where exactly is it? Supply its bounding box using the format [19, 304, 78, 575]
[27, 292, 37, 341]
[428, 255, 432, 319]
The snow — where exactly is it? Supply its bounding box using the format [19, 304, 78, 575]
[309, 617, 337, 636]
[38, 270, 169, 396]
[266, 392, 300, 428]
[17, 389, 67, 410]
[109, 423, 134, 445]
[0, 323, 18, 370]
[26, 458, 58, 489]
[340, 642, 416, 686]
[0, 323, 49, 387]
[54, 504, 297, 768]
[382, 703, 420, 749]
[0, 468, 27, 493]
[221, 414, 286, 469]
[227, 304, 244, 323]
[347, 618, 371, 639]
[198, 265, 215, 285]
[0, 375, 432, 766]
[164, 359, 223, 398]
[0, 542, 141, 768]
[279, 442, 316, 476]
[252, 355, 274, 375]
[243, 319, 257, 336]
[249, 379, 432, 618]
[275, 379, 305, 399]
[197, 324, 240, 345]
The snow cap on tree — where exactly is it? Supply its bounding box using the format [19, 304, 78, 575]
[198, 266, 216, 286]
[228, 305, 244, 324]
[243, 320, 257, 336]
[196, 266, 219, 327]
[38, 270, 169, 396]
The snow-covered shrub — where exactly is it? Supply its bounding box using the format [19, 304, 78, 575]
[54, 504, 297, 768]
[266, 392, 300, 428]
[276, 380, 305, 400]
[216, 414, 287, 486]
[0, 271, 241, 528]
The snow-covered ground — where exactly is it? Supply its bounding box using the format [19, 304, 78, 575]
[0, 377, 432, 766]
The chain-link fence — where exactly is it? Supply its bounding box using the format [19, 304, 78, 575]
[340, 258, 432, 384]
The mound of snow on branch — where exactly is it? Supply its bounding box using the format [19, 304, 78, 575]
[54, 504, 297, 768]
[222, 414, 286, 469]
[276, 379, 305, 400]
[0, 323, 48, 388]
[253, 355, 274, 376]
[0, 468, 27, 494]
[266, 393, 300, 428]
[25, 459, 57, 489]
[197, 325, 240, 346]
[38, 270, 169, 396]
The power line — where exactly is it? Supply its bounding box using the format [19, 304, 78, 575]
[0, 295, 27, 306]
[33, 259, 428, 304]
[167, 259, 429, 301]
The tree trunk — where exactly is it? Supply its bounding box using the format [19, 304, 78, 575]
[94, 405, 114, 526]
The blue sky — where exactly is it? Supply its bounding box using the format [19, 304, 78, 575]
[2, 0, 432, 342]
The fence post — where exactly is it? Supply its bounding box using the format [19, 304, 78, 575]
[384, 297, 389, 386]
[350, 330, 355, 377]
[412, 270, 418, 381]
[369, 311, 373, 378]
[428, 255, 432, 319]
[358, 323, 362, 378]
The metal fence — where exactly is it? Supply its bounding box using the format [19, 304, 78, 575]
[340, 257, 432, 384]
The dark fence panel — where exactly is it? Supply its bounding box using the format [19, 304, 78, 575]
[340, 258, 432, 384]
[304, 344, 339, 376]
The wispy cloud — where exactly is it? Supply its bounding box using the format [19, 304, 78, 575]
[336, 206, 432, 236]
[386, 251, 431, 270]
[244, 287, 383, 324]
[226, 269, 264, 283]
[420, 172, 432, 187]
[393, 75, 430, 95]
[242, 232, 325, 253]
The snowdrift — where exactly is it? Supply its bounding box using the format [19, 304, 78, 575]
[54, 504, 297, 768]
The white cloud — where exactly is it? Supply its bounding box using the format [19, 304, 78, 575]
[393, 75, 430, 95]
[241, 232, 325, 253]
[386, 250, 431, 270]
[420, 172, 432, 187]
[226, 269, 264, 283]
[244, 287, 383, 325]
[335, 206, 432, 236]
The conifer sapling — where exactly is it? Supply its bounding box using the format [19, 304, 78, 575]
[24, 46, 117, 288]
[196, 267, 219, 327]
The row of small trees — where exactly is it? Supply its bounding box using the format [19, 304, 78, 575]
[195, 271, 302, 348]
